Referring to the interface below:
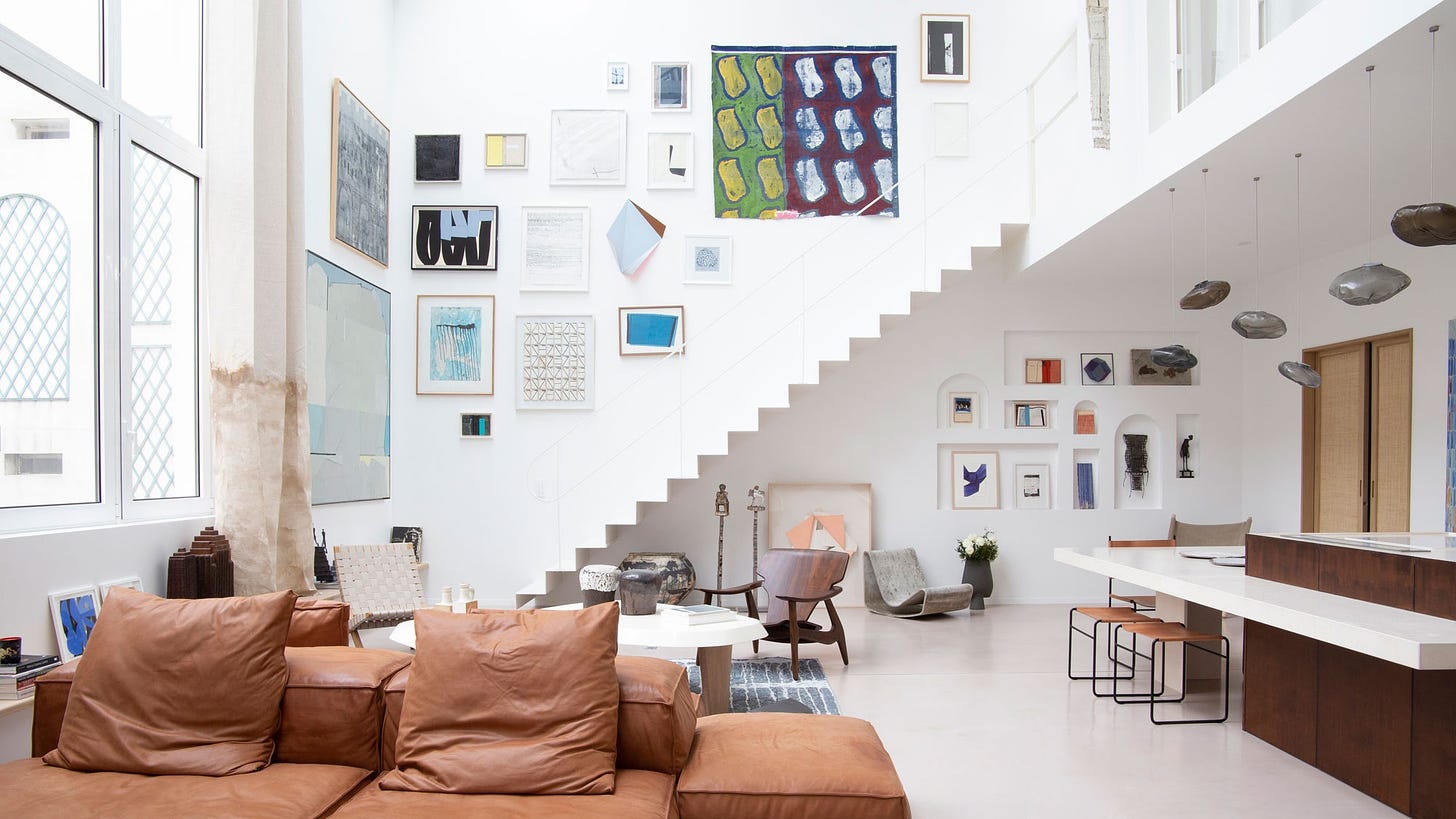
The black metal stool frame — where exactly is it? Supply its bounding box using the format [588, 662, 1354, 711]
[1111, 624, 1230, 725]
[1066, 608, 1159, 697]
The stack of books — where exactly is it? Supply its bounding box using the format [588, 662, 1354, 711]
[659, 604, 737, 626]
[1, 654, 62, 701]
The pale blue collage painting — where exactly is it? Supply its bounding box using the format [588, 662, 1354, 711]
[430, 306, 482, 381]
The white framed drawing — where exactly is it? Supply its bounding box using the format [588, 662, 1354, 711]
[606, 60, 630, 91]
[520, 205, 589, 292]
[1014, 464, 1051, 510]
[646, 132, 693, 189]
[651, 62, 690, 111]
[549, 109, 627, 186]
[517, 315, 595, 410]
[933, 102, 970, 157]
[49, 586, 101, 662]
[99, 577, 144, 601]
[682, 235, 731, 285]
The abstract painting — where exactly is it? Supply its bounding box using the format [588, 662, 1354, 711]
[331, 80, 389, 266]
[951, 451, 998, 510]
[1013, 402, 1049, 428]
[1015, 464, 1050, 510]
[920, 14, 970, 82]
[619, 306, 685, 356]
[710, 45, 897, 219]
[1081, 353, 1114, 385]
[521, 206, 589, 291]
[1075, 461, 1096, 509]
[647, 132, 694, 189]
[485, 133, 528, 169]
[766, 483, 872, 606]
[416, 295, 494, 395]
[49, 586, 101, 662]
[517, 315, 595, 409]
[411, 206, 498, 271]
[306, 251, 390, 504]
[1448, 320, 1455, 531]
[606, 60, 630, 91]
[414, 134, 460, 182]
[1025, 358, 1062, 384]
[950, 392, 976, 425]
[683, 235, 732, 284]
[460, 413, 492, 439]
[1130, 348, 1192, 385]
[549, 109, 627, 186]
[1074, 408, 1096, 434]
[607, 201, 666, 275]
[653, 62, 690, 111]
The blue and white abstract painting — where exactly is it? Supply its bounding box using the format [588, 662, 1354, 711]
[430, 306, 482, 381]
[416, 295, 494, 396]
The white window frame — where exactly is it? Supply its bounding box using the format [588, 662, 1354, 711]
[0, 4, 211, 533]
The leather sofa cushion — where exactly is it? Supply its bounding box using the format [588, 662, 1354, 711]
[334, 768, 677, 818]
[286, 598, 351, 647]
[378, 606, 620, 795]
[43, 588, 296, 776]
[0, 757, 370, 819]
[676, 713, 911, 819]
[275, 646, 412, 770]
[30, 659, 77, 757]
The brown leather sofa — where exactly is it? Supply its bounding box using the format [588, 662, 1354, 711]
[4, 646, 911, 818]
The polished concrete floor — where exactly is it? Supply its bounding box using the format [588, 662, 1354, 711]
[633, 604, 1401, 819]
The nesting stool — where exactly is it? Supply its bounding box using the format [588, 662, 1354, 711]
[1067, 606, 1162, 696]
[1112, 621, 1230, 725]
[676, 713, 911, 819]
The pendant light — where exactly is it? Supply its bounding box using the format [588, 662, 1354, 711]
[1232, 176, 1288, 338]
[1281, 152, 1322, 389]
[1391, 25, 1456, 246]
[1179, 167, 1232, 309]
[1330, 65, 1411, 306]
[1152, 184, 1198, 372]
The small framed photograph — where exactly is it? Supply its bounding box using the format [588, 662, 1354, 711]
[521, 205, 590, 292]
[1013, 401, 1049, 428]
[619, 306, 685, 356]
[682, 235, 731, 285]
[647, 132, 693, 189]
[1015, 464, 1051, 510]
[1081, 353, 1115, 385]
[1024, 358, 1062, 384]
[949, 392, 977, 425]
[414, 134, 461, 182]
[460, 413, 492, 439]
[49, 586, 101, 662]
[99, 577, 144, 602]
[606, 60, 630, 91]
[484, 133, 527, 170]
[416, 295, 495, 395]
[921, 14, 971, 82]
[951, 451, 999, 510]
[410, 206, 498, 271]
[652, 62, 690, 111]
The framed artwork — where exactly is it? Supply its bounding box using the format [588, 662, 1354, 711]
[1074, 408, 1097, 435]
[485, 133, 528, 169]
[766, 482, 872, 607]
[1081, 353, 1114, 385]
[682, 235, 732, 285]
[1130, 348, 1193, 385]
[99, 577, 143, 601]
[1014, 464, 1051, 510]
[606, 60, 630, 91]
[921, 14, 970, 82]
[330, 79, 389, 266]
[1075, 461, 1096, 509]
[517, 315, 595, 410]
[390, 526, 424, 563]
[1013, 401, 1049, 428]
[49, 586, 101, 662]
[520, 205, 589, 291]
[460, 413, 492, 439]
[933, 101, 970, 157]
[647, 132, 693, 189]
[306, 251, 391, 504]
[652, 61, 690, 111]
[549, 109, 627, 186]
[949, 392, 977, 425]
[619, 305, 685, 356]
[1024, 358, 1062, 384]
[416, 295, 495, 395]
[411, 206, 498, 271]
[950, 451, 999, 510]
[414, 134, 460, 182]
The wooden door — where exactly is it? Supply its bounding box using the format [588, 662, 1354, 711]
[1370, 334, 1412, 531]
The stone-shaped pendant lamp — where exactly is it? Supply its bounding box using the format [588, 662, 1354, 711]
[1392, 202, 1456, 246]
[1230, 310, 1288, 339]
[1328, 262, 1411, 306]
[1278, 360, 1322, 388]
[1150, 344, 1198, 372]
[1179, 279, 1231, 309]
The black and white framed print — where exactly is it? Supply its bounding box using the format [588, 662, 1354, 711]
[921, 14, 970, 82]
[411, 206, 499, 271]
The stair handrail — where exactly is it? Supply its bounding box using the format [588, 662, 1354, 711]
[525, 32, 1080, 506]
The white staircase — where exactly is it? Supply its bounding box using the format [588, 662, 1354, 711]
[516, 40, 1076, 609]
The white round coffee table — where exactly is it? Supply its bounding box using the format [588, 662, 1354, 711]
[389, 604, 766, 715]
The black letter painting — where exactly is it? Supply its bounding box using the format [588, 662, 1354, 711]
[411, 206, 498, 271]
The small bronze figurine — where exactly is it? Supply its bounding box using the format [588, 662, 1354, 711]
[1178, 435, 1195, 478]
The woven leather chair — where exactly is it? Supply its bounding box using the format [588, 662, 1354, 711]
[333, 543, 426, 647]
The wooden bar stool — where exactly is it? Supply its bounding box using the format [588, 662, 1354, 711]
[1111, 621, 1230, 725]
[1067, 605, 1162, 697]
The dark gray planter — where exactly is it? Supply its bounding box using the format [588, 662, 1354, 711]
[961, 559, 993, 610]
[617, 569, 663, 616]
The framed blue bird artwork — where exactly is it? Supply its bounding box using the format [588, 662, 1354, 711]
[951, 451, 999, 509]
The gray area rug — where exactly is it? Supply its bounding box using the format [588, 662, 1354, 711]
[671, 657, 840, 715]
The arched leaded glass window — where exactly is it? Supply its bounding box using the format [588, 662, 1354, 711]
[0, 193, 70, 401]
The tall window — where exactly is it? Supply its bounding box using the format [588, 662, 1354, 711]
[1169, 0, 1326, 113]
[0, 2, 206, 528]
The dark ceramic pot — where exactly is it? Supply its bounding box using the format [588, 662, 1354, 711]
[617, 569, 663, 616]
[618, 552, 696, 604]
[961, 559, 993, 611]
[579, 564, 620, 608]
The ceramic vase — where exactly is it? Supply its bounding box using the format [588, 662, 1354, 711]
[618, 552, 696, 604]
[617, 569, 663, 616]
[961, 559, 993, 611]
[579, 564, 621, 607]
